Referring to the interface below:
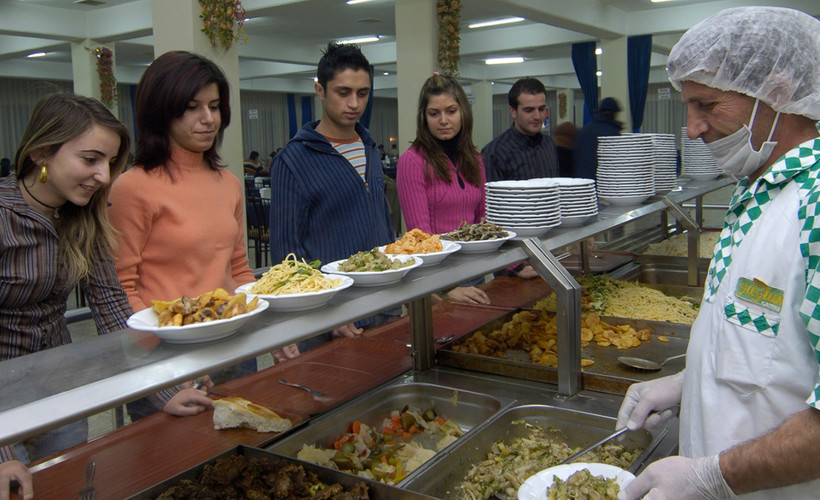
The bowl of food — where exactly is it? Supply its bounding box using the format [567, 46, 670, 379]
[518, 462, 635, 500]
[440, 222, 516, 254]
[380, 239, 461, 268]
[321, 250, 422, 287]
[236, 253, 354, 311]
[126, 288, 268, 343]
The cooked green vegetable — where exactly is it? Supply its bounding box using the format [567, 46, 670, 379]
[338, 249, 415, 272]
[547, 469, 619, 500]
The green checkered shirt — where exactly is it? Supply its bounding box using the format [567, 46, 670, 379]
[704, 138, 820, 407]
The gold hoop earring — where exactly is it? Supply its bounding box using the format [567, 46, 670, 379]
[38, 163, 48, 184]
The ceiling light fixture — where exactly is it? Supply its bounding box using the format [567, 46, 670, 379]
[485, 57, 524, 65]
[346, 0, 374, 4]
[468, 17, 525, 29]
[595, 47, 603, 55]
[27, 52, 46, 58]
[596, 70, 603, 76]
[650, 0, 678, 2]
[337, 35, 380, 44]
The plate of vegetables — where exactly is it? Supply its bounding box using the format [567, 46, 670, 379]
[321, 250, 422, 287]
[518, 462, 635, 500]
[440, 222, 516, 254]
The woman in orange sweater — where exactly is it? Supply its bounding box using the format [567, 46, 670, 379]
[108, 51, 256, 420]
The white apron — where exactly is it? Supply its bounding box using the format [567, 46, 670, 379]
[681, 179, 820, 499]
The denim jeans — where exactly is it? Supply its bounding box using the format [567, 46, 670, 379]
[14, 418, 88, 464]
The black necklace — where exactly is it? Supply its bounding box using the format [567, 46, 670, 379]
[21, 180, 62, 219]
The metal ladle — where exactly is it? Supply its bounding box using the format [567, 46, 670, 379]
[618, 352, 686, 371]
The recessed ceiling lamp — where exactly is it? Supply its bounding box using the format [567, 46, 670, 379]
[27, 52, 47, 58]
[468, 17, 524, 29]
[650, 0, 678, 2]
[486, 57, 524, 65]
[383, 72, 389, 76]
[347, 0, 374, 4]
[337, 35, 380, 44]
[596, 70, 603, 76]
[595, 47, 603, 55]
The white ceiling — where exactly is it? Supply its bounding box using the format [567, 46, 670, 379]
[1, 0, 818, 97]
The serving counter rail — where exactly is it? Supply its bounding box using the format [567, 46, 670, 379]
[1, 177, 731, 493]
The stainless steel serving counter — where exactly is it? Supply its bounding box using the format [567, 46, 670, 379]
[0, 177, 733, 446]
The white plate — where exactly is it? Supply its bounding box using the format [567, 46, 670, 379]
[321, 254, 422, 287]
[441, 231, 516, 254]
[486, 178, 560, 189]
[517, 462, 636, 500]
[235, 275, 354, 312]
[126, 295, 269, 344]
[380, 239, 461, 268]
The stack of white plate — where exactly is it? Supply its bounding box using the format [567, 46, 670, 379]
[596, 135, 656, 205]
[649, 133, 678, 193]
[553, 177, 598, 226]
[681, 127, 722, 180]
[485, 179, 562, 237]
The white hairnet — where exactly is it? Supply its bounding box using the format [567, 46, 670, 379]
[667, 6, 820, 120]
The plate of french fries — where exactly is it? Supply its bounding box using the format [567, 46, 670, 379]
[126, 288, 269, 343]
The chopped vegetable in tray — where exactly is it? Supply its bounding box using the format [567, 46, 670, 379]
[297, 405, 463, 485]
[451, 421, 641, 500]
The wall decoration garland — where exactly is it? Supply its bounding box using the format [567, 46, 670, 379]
[199, 0, 247, 51]
[437, 0, 461, 76]
[95, 47, 116, 109]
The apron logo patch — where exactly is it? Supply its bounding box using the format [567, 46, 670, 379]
[735, 277, 783, 313]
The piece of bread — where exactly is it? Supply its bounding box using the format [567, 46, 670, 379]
[212, 397, 293, 433]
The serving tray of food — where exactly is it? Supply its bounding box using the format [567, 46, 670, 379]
[127, 445, 437, 499]
[436, 307, 690, 394]
[266, 382, 503, 486]
[402, 404, 667, 500]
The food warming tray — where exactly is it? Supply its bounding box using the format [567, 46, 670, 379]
[127, 445, 437, 499]
[266, 382, 503, 484]
[402, 404, 667, 499]
[436, 309, 690, 394]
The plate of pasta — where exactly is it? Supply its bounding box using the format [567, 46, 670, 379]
[236, 254, 354, 311]
[127, 289, 268, 344]
[321, 250, 422, 287]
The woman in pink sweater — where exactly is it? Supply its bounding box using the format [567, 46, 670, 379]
[397, 74, 489, 304]
[109, 51, 256, 420]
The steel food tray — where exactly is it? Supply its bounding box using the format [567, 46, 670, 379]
[266, 382, 503, 484]
[436, 309, 689, 394]
[127, 445, 436, 499]
[403, 404, 667, 499]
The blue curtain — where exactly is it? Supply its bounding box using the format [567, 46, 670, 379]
[627, 35, 652, 133]
[300, 95, 312, 125]
[287, 93, 297, 138]
[571, 42, 598, 125]
[359, 64, 375, 129]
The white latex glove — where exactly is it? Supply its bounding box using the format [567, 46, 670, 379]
[619, 455, 736, 500]
[616, 371, 683, 431]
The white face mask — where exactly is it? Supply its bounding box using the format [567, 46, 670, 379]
[706, 99, 780, 179]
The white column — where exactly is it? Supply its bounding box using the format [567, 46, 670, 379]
[150, 0, 243, 180]
[471, 80, 493, 149]
[600, 37, 630, 131]
[395, 0, 437, 154]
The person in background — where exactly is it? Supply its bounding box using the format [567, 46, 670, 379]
[616, 7, 820, 499]
[269, 42, 396, 350]
[571, 97, 622, 180]
[397, 73, 490, 305]
[243, 150, 265, 176]
[108, 51, 257, 420]
[0, 158, 10, 177]
[553, 121, 577, 178]
[482, 77, 558, 279]
[481, 77, 559, 182]
[0, 92, 134, 499]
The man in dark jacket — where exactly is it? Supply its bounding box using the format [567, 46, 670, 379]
[269, 42, 396, 348]
[572, 97, 623, 180]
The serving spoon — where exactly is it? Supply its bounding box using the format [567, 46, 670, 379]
[618, 352, 686, 371]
